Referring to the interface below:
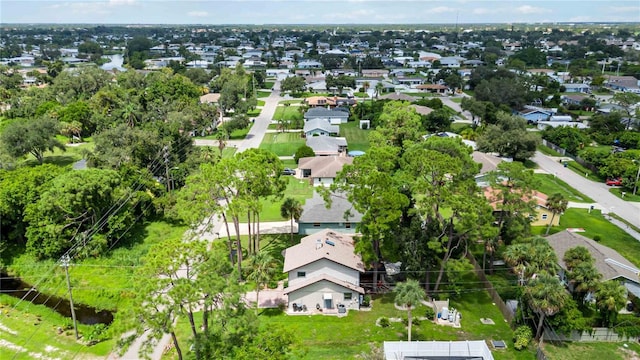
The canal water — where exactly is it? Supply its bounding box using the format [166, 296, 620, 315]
[0, 272, 114, 325]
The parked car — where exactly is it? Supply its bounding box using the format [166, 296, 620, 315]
[283, 168, 296, 175]
[606, 178, 622, 186]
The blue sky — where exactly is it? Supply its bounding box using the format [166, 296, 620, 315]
[2, 0, 639, 25]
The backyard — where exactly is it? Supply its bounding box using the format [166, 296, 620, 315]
[340, 121, 370, 152]
[164, 272, 535, 360]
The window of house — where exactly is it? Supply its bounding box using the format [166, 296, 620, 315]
[344, 292, 352, 300]
[345, 222, 351, 229]
[297, 271, 306, 278]
[313, 223, 320, 227]
[541, 214, 548, 220]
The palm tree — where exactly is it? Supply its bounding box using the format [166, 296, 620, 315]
[596, 280, 627, 326]
[503, 243, 529, 285]
[215, 129, 229, 156]
[545, 193, 568, 235]
[247, 251, 276, 314]
[524, 273, 569, 341]
[280, 197, 302, 243]
[362, 81, 370, 100]
[375, 82, 384, 99]
[394, 279, 425, 342]
[569, 261, 601, 304]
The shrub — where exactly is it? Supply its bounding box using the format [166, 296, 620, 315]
[593, 235, 601, 242]
[362, 295, 371, 307]
[513, 325, 533, 351]
[294, 145, 315, 163]
[425, 306, 435, 320]
[378, 317, 390, 327]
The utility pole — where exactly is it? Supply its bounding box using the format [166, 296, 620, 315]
[60, 255, 79, 340]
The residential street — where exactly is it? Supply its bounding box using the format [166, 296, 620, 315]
[533, 151, 640, 230]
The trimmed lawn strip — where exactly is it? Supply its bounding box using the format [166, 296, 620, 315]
[537, 145, 563, 157]
[609, 187, 640, 202]
[0, 295, 114, 359]
[533, 174, 594, 203]
[610, 213, 640, 234]
[542, 341, 640, 360]
[259, 132, 305, 157]
[533, 208, 640, 267]
[273, 105, 303, 122]
[256, 90, 271, 98]
[340, 121, 370, 152]
[565, 160, 605, 182]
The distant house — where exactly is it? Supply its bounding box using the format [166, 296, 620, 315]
[199, 93, 221, 104]
[306, 136, 348, 156]
[282, 229, 365, 313]
[415, 84, 448, 94]
[298, 156, 353, 186]
[303, 119, 339, 137]
[604, 75, 640, 94]
[562, 94, 589, 106]
[546, 231, 640, 299]
[304, 96, 356, 108]
[380, 92, 417, 102]
[484, 188, 560, 227]
[361, 69, 389, 77]
[298, 192, 362, 234]
[537, 121, 588, 130]
[410, 104, 434, 116]
[563, 83, 591, 93]
[304, 107, 349, 124]
[517, 108, 553, 123]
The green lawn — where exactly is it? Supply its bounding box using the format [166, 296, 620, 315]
[533, 174, 594, 203]
[565, 160, 604, 182]
[264, 81, 274, 89]
[273, 105, 303, 123]
[257, 100, 265, 106]
[258, 176, 315, 221]
[279, 100, 304, 105]
[533, 208, 640, 267]
[340, 121, 370, 152]
[259, 132, 306, 157]
[537, 145, 563, 157]
[449, 97, 463, 103]
[256, 90, 271, 98]
[247, 108, 261, 117]
[609, 187, 640, 202]
[166, 275, 533, 360]
[542, 341, 640, 360]
[0, 296, 115, 360]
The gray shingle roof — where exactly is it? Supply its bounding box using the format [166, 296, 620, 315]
[306, 136, 347, 154]
[546, 230, 640, 282]
[299, 192, 362, 224]
[304, 107, 349, 119]
[283, 229, 365, 274]
[303, 118, 339, 134]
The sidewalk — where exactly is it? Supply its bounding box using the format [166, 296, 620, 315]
[217, 221, 296, 237]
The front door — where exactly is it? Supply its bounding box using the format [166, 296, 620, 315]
[324, 298, 332, 309]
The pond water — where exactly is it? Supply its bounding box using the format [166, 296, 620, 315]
[0, 272, 114, 325]
[101, 54, 126, 72]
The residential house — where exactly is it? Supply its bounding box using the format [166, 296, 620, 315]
[604, 75, 640, 94]
[415, 84, 448, 94]
[395, 77, 424, 86]
[563, 83, 591, 93]
[303, 119, 339, 137]
[484, 188, 560, 227]
[306, 136, 348, 156]
[298, 156, 353, 186]
[562, 94, 589, 107]
[361, 69, 389, 78]
[298, 192, 362, 235]
[304, 107, 349, 124]
[537, 121, 588, 130]
[546, 231, 640, 299]
[410, 104, 434, 116]
[438, 57, 463, 68]
[282, 229, 365, 312]
[517, 107, 554, 123]
[298, 60, 323, 69]
[380, 92, 417, 102]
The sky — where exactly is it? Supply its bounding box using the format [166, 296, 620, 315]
[1, 0, 639, 25]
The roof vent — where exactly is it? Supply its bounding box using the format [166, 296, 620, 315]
[605, 258, 640, 275]
[316, 239, 323, 250]
[325, 239, 335, 246]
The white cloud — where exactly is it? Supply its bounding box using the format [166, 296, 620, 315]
[472, 8, 491, 15]
[187, 11, 209, 17]
[515, 5, 550, 15]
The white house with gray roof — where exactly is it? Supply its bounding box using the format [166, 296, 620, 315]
[298, 192, 362, 234]
[304, 107, 350, 124]
[303, 118, 339, 137]
[282, 229, 365, 312]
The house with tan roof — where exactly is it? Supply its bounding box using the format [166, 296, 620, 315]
[483, 188, 559, 227]
[546, 231, 640, 299]
[298, 156, 353, 186]
[282, 229, 365, 313]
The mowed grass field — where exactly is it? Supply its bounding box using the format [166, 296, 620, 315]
[259, 132, 305, 156]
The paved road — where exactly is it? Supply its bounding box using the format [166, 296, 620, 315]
[533, 151, 640, 230]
